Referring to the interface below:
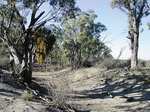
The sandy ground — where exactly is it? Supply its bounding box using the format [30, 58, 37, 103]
[0, 67, 150, 112]
[33, 67, 150, 112]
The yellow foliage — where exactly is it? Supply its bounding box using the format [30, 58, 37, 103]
[35, 37, 46, 64]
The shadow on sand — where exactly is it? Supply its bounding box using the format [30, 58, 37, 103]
[74, 73, 150, 111]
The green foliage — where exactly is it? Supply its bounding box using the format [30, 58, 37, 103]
[61, 11, 111, 68]
[111, 0, 150, 16]
[45, 11, 111, 69]
[36, 27, 56, 54]
[49, 43, 67, 65]
[111, 0, 131, 8]
[111, 0, 150, 23]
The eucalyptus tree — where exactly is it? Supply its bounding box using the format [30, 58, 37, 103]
[0, 0, 77, 84]
[111, 0, 150, 69]
[62, 11, 110, 69]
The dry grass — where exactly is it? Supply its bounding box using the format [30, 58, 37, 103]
[21, 90, 33, 101]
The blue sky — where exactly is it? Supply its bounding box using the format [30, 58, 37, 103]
[77, 0, 150, 60]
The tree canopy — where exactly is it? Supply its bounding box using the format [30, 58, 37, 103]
[61, 11, 111, 69]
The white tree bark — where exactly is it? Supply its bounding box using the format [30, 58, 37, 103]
[9, 46, 25, 73]
[129, 15, 139, 69]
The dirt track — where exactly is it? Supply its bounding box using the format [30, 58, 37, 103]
[33, 67, 150, 112]
[0, 67, 150, 112]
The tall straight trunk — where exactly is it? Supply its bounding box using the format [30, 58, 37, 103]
[130, 32, 139, 69]
[128, 14, 139, 69]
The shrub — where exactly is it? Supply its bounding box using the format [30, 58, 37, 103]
[22, 90, 33, 101]
[100, 58, 130, 69]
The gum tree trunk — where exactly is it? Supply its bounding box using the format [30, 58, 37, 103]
[22, 54, 32, 84]
[8, 33, 33, 84]
[22, 34, 33, 84]
[9, 46, 32, 84]
[128, 14, 139, 69]
[130, 31, 139, 69]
